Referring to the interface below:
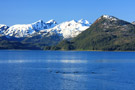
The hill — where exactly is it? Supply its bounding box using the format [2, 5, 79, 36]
[54, 15, 135, 51]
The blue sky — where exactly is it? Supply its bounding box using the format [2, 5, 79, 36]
[0, 0, 135, 26]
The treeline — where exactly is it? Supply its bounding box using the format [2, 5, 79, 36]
[0, 39, 40, 50]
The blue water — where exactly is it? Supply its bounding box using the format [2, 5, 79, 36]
[0, 50, 135, 90]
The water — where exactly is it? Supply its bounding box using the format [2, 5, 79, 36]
[0, 50, 135, 90]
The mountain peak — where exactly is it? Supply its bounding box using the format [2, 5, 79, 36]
[46, 19, 57, 24]
[0, 24, 9, 29]
[78, 19, 90, 25]
[102, 15, 112, 18]
[101, 15, 118, 21]
[37, 19, 43, 22]
[69, 20, 77, 23]
[0, 24, 7, 27]
[32, 20, 44, 25]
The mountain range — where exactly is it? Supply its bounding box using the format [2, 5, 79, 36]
[0, 19, 91, 49]
[1, 15, 135, 51]
[0, 19, 90, 39]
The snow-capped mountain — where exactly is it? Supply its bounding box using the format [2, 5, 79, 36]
[4, 20, 57, 38]
[40, 19, 90, 39]
[0, 24, 9, 35]
[1, 19, 90, 39]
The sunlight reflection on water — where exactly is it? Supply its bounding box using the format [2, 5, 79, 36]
[46, 60, 88, 63]
[0, 59, 135, 64]
[0, 60, 88, 64]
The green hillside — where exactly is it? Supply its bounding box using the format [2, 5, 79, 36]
[53, 15, 135, 51]
[0, 37, 40, 50]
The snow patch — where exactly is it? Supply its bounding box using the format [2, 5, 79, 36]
[102, 15, 118, 21]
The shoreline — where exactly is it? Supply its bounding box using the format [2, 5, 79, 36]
[1, 49, 135, 52]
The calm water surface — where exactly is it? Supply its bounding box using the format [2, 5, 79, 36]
[0, 50, 135, 90]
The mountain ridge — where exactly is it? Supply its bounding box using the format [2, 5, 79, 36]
[52, 15, 135, 51]
[0, 19, 90, 39]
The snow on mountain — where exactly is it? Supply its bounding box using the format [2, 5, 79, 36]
[0, 24, 9, 35]
[78, 19, 90, 25]
[101, 15, 118, 21]
[4, 20, 57, 38]
[0, 24, 8, 29]
[1, 19, 90, 39]
[40, 19, 91, 39]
